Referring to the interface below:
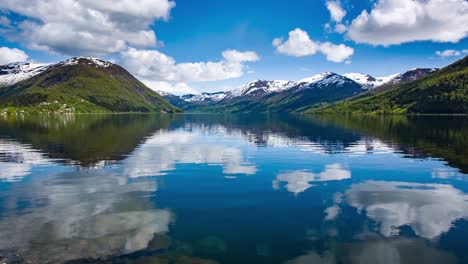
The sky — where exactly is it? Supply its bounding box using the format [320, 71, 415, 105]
[0, 0, 467, 94]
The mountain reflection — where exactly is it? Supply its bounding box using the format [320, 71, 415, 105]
[0, 114, 466, 174]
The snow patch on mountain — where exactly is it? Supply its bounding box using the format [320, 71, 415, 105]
[0, 57, 117, 88]
[384, 68, 438, 86]
[0, 61, 50, 87]
[228, 80, 296, 98]
[181, 92, 227, 103]
[343, 72, 396, 89]
[59, 57, 113, 68]
[297, 72, 352, 89]
[298, 72, 335, 84]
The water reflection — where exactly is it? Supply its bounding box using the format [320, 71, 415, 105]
[0, 114, 466, 263]
[0, 139, 50, 181]
[273, 164, 351, 194]
[123, 127, 256, 178]
[0, 168, 171, 263]
[345, 181, 468, 239]
[286, 238, 457, 264]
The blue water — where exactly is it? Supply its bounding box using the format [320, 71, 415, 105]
[0, 114, 467, 263]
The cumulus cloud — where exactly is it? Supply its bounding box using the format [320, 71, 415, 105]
[273, 28, 354, 62]
[143, 80, 199, 95]
[0, 47, 29, 65]
[347, 0, 468, 46]
[435, 49, 468, 57]
[0, 0, 175, 55]
[325, 0, 347, 33]
[120, 48, 259, 86]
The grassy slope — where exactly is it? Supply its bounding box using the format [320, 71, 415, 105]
[0, 64, 181, 113]
[0, 114, 176, 165]
[315, 56, 467, 114]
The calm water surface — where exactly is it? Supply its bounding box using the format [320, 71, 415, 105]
[0, 114, 467, 264]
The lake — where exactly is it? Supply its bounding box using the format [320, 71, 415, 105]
[0, 114, 467, 264]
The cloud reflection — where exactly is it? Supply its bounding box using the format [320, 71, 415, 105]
[285, 237, 457, 264]
[123, 130, 257, 178]
[0, 139, 50, 181]
[346, 181, 468, 239]
[0, 169, 172, 263]
[273, 164, 351, 194]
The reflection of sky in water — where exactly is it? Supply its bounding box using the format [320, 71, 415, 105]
[0, 116, 467, 263]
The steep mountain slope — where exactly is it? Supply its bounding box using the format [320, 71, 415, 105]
[0, 57, 181, 113]
[317, 57, 467, 114]
[0, 62, 50, 87]
[369, 68, 439, 94]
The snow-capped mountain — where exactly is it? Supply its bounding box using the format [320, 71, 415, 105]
[181, 92, 227, 104]
[0, 56, 179, 113]
[0, 61, 50, 87]
[383, 68, 438, 87]
[226, 80, 296, 99]
[0, 57, 116, 88]
[57, 56, 113, 68]
[343, 73, 397, 89]
[297, 72, 354, 89]
[344, 68, 438, 90]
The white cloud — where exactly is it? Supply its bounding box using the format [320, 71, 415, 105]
[334, 23, 347, 34]
[0, 47, 29, 65]
[273, 28, 354, 63]
[319, 42, 354, 63]
[0, 0, 175, 55]
[273, 29, 318, 57]
[435, 49, 468, 57]
[273, 164, 351, 194]
[143, 80, 199, 95]
[120, 48, 260, 85]
[325, 1, 348, 34]
[326, 0, 346, 23]
[347, 0, 468, 46]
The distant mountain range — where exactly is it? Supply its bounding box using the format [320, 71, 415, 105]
[0, 55, 465, 114]
[316, 56, 467, 114]
[0, 57, 180, 113]
[160, 68, 439, 113]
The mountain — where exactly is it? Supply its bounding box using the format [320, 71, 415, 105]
[181, 92, 227, 104]
[369, 68, 439, 94]
[343, 73, 397, 89]
[158, 65, 445, 114]
[0, 61, 50, 87]
[201, 72, 364, 113]
[317, 56, 467, 114]
[225, 80, 296, 99]
[0, 57, 181, 113]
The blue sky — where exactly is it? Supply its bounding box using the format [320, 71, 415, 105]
[0, 0, 467, 94]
